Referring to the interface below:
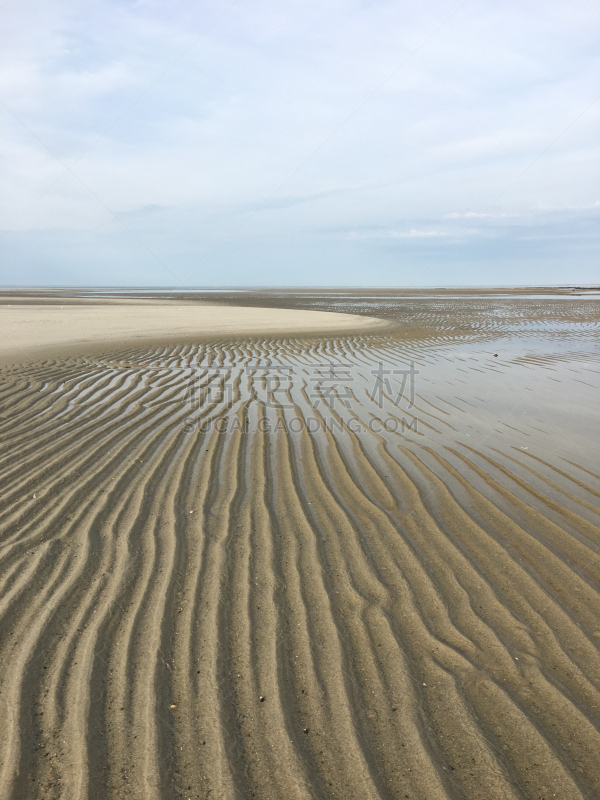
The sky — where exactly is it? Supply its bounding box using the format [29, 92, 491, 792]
[0, 0, 599, 287]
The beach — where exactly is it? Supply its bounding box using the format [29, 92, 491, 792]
[0, 289, 599, 799]
[0, 297, 389, 365]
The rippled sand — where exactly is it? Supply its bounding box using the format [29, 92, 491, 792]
[0, 292, 599, 799]
[0, 301, 388, 363]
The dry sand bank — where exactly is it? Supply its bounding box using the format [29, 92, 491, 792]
[0, 293, 599, 799]
[0, 300, 388, 365]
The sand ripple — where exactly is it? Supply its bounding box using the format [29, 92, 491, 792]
[0, 310, 599, 799]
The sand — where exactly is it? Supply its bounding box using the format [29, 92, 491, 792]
[0, 290, 599, 799]
[0, 299, 388, 364]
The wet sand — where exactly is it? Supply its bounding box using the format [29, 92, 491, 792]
[0, 290, 599, 799]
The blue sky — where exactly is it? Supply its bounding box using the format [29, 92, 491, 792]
[1, 0, 598, 287]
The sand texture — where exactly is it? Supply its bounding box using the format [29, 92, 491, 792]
[0, 301, 387, 364]
[0, 292, 599, 799]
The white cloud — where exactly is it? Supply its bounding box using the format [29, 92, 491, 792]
[390, 229, 445, 238]
[0, 0, 598, 284]
[446, 212, 504, 219]
[348, 229, 445, 240]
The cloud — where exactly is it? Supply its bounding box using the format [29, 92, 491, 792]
[0, 0, 598, 285]
[348, 229, 445, 240]
[390, 229, 445, 238]
[445, 211, 506, 219]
